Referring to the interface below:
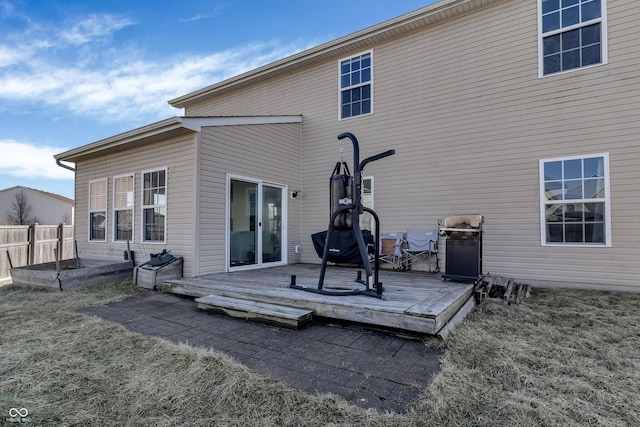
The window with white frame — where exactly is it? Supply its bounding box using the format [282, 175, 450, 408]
[113, 174, 134, 242]
[142, 168, 167, 243]
[339, 51, 372, 119]
[540, 153, 610, 245]
[539, 0, 607, 76]
[88, 179, 107, 242]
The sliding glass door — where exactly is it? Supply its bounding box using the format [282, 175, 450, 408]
[228, 176, 286, 270]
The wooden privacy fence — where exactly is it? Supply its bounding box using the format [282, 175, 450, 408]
[0, 224, 74, 281]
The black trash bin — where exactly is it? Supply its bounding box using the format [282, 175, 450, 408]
[440, 215, 483, 282]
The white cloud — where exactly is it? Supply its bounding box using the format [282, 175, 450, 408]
[178, 4, 225, 23]
[179, 14, 211, 23]
[0, 1, 17, 19]
[0, 139, 74, 180]
[0, 13, 130, 68]
[0, 44, 27, 67]
[0, 38, 310, 123]
[0, 10, 312, 125]
[0, 8, 318, 183]
[60, 14, 134, 45]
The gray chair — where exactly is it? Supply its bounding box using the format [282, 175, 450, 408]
[400, 229, 440, 273]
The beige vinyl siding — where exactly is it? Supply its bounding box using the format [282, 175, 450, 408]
[181, 0, 640, 290]
[74, 133, 198, 276]
[197, 123, 302, 275]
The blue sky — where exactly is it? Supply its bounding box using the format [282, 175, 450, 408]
[0, 0, 434, 199]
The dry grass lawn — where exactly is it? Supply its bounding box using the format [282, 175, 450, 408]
[1, 280, 639, 426]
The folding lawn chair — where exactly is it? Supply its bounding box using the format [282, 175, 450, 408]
[377, 232, 404, 270]
[401, 229, 440, 273]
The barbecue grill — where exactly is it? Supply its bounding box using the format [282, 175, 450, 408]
[439, 215, 484, 282]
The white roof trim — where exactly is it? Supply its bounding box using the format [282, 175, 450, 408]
[178, 115, 302, 132]
[55, 115, 303, 162]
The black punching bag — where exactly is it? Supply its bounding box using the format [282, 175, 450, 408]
[330, 162, 353, 230]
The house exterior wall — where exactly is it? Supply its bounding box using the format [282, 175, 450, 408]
[182, 0, 640, 290]
[197, 122, 302, 275]
[73, 133, 198, 276]
[0, 187, 73, 225]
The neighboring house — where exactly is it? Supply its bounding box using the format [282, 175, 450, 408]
[0, 186, 74, 225]
[55, 0, 640, 292]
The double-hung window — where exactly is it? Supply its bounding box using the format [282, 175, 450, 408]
[142, 168, 167, 243]
[88, 179, 107, 242]
[540, 153, 611, 246]
[539, 0, 607, 76]
[113, 174, 134, 242]
[339, 51, 372, 119]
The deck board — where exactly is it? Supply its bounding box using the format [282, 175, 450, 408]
[162, 264, 474, 335]
[196, 295, 313, 329]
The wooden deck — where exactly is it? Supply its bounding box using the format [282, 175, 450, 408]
[161, 264, 476, 336]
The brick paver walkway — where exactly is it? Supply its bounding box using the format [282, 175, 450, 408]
[81, 291, 442, 413]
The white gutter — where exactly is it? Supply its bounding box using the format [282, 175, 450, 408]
[56, 158, 76, 172]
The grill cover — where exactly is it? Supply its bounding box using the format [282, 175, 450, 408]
[443, 214, 484, 229]
[311, 229, 373, 264]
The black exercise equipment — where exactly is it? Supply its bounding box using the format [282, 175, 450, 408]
[330, 161, 354, 230]
[310, 229, 374, 264]
[291, 132, 395, 298]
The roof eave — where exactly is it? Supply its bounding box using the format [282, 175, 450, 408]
[54, 117, 190, 163]
[54, 115, 304, 163]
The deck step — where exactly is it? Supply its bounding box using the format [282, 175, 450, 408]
[195, 294, 313, 329]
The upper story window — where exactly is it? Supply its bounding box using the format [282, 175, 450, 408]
[539, 153, 611, 246]
[339, 51, 372, 119]
[142, 168, 167, 243]
[88, 178, 107, 242]
[113, 174, 134, 242]
[539, 0, 607, 77]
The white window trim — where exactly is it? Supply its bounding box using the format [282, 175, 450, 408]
[338, 49, 374, 121]
[88, 178, 108, 242]
[113, 173, 135, 243]
[141, 167, 168, 244]
[537, 0, 608, 78]
[539, 152, 611, 247]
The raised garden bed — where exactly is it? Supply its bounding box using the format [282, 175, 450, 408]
[10, 258, 134, 291]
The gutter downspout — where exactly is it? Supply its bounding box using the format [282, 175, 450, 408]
[56, 158, 76, 172]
